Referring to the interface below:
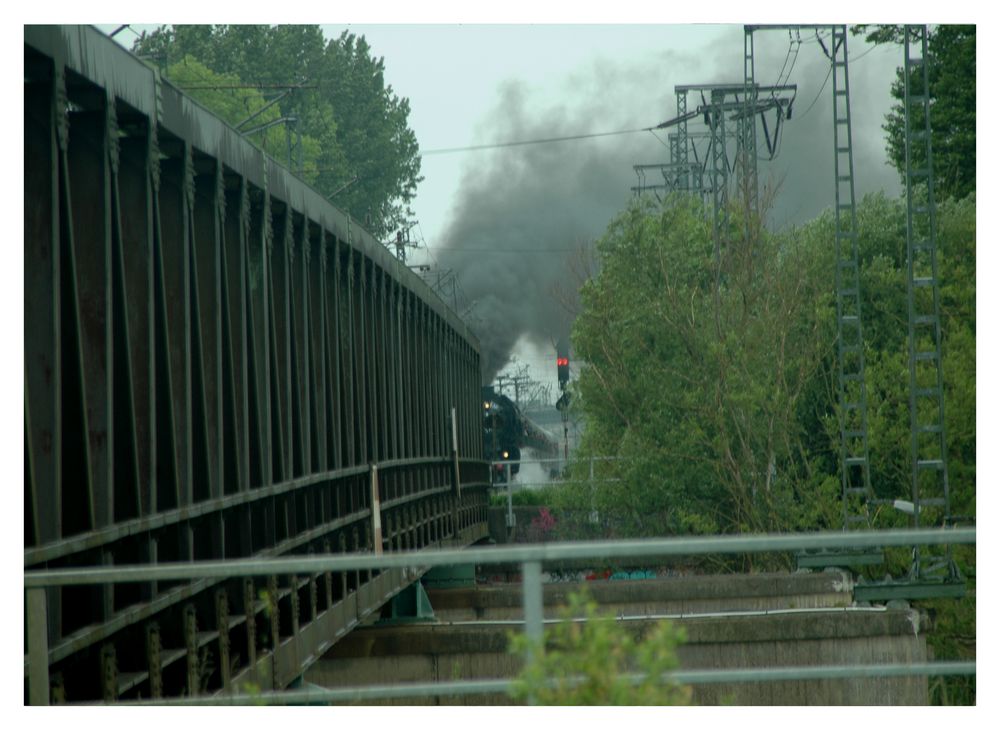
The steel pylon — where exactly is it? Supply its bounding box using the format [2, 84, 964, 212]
[826, 25, 874, 531]
[903, 25, 954, 579]
[744, 26, 877, 568]
[740, 28, 760, 240]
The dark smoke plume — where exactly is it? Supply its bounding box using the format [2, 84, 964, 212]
[434, 28, 900, 382]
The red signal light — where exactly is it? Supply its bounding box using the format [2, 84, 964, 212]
[557, 339, 570, 389]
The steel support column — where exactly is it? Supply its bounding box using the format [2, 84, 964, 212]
[904, 25, 953, 578]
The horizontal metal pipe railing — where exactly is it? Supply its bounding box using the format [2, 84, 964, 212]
[491, 456, 623, 467]
[111, 661, 978, 705]
[25, 456, 491, 566]
[445, 605, 898, 625]
[30, 499, 485, 670]
[25, 527, 974, 705]
[487, 456, 623, 489]
[25, 528, 973, 587]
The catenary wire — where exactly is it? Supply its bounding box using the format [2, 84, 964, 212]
[419, 126, 654, 157]
[430, 247, 586, 253]
[414, 222, 475, 310]
[647, 129, 671, 149]
[797, 63, 833, 120]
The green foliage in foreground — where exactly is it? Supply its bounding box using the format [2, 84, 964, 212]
[508, 589, 691, 705]
[566, 194, 841, 542]
[565, 191, 974, 546]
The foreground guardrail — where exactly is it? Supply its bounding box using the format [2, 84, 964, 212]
[116, 661, 977, 705]
[25, 527, 975, 705]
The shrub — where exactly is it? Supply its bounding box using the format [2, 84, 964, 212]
[508, 588, 691, 705]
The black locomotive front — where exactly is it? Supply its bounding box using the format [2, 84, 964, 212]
[482, 386, 521, 482]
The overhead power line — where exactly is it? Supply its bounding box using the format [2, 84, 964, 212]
[419, 126, 654, 157]
[179, 84, 318, 90]
[431, 246, 584, 254]
[418, 103, 737, 158]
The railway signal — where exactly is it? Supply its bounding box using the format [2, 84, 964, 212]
[556, 338, 570, 390]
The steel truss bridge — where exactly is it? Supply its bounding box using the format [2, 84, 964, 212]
[24, 26, 490, 703]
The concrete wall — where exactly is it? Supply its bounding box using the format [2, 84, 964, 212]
[677, 610, 927, 705]
[306, 575, 929, 705]
[306, 625, 520, 705]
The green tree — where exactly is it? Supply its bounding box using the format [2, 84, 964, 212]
[162, 55, 326, 179]
[853, 25, 975, 201]
[131, 25, 422, 239]
[564, 189, 974, 547]
[508, 589, 691, 705]
[566, 194, 838, 541]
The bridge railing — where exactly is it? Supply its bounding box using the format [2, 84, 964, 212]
[114, 662, 977, 705]
[489, 455, 624, 484]
[25, 25, 491, 702]
[25, 527, 975, 705]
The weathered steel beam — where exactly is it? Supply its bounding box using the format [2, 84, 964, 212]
[25, 25, 488, 704]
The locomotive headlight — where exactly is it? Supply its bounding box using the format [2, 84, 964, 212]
[502, 451, 509, 459]
[484, 401, 491, 410]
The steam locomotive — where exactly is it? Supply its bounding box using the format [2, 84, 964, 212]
[482, 386, 558, 483]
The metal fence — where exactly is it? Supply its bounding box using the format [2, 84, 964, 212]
[490, 456, 623, 529]
[25, 527, 975, 705]
[490, 455, 623, 487]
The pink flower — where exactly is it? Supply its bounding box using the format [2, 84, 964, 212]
[531, 507, 556, 534]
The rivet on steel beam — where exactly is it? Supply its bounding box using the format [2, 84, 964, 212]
[184, 604, 199, 697]
[267, 575, 280, 690]
[309, 572, 318, 622]
[244, 579, 257, 678]
[239, 181, 250, 242]
[101, 643, 118, 703]
[215, 161, 226, 221]
[182, 145, 195, 209]
[362, 521, 373, 582]
[106, 97, 120, 175]
[285, 212, 295, 264]
[351, 528, 360, 591]
[146, 622, 163, 699]
[289, 574, 300, 635]
[323, 539, 333, 608]
[148, 125, 161, 193]
[50, 673, 65, 705]
[267, 574, 279, 645]
[216, 590, 231, 692]
[54, 68, 69, 151]
[338, 532, 348, 599]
